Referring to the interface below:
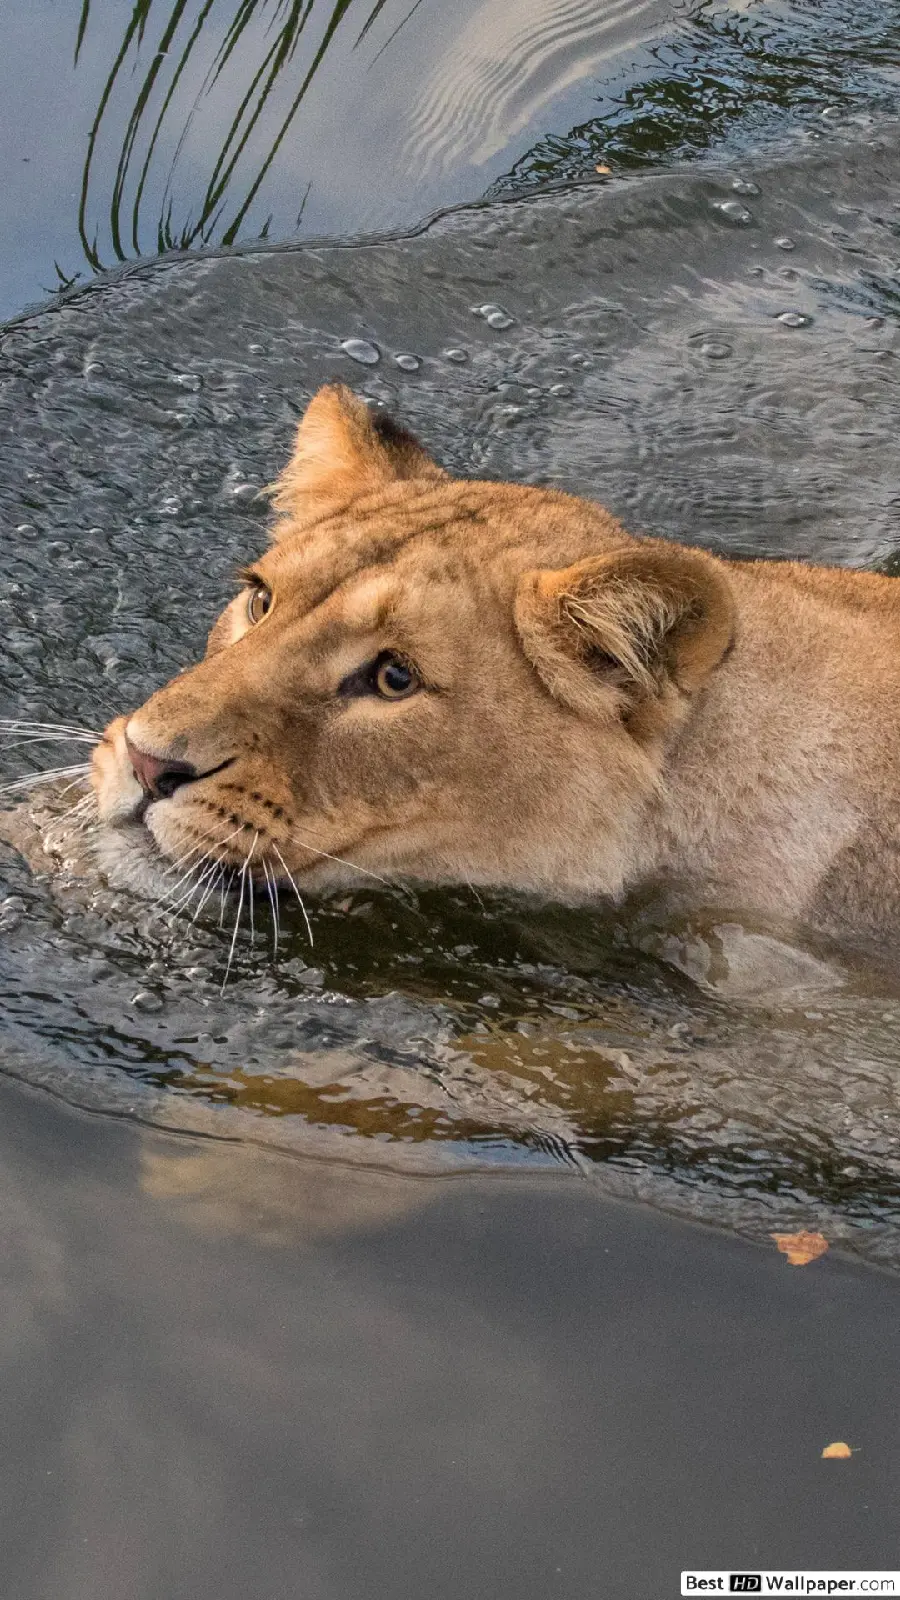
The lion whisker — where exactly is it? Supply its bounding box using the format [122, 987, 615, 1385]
[44, 793, 96, 844]
[157, 845, 215, 913]
[158, 824, 246, 914]
[191, 860, 229, 926]
[272, 843, 315, 949]
[222, 841, 254, 991]
[0, 735, 98, 753]
[246, 831, 259, 947]
[167, 858, 221, 919]
[183, 855, 223, 911]
[288, 827, 422, 914]
[0, 764, 91, 799]
[289, 828, 397, 893]
[262, 858, 281, 959]
[0, 720, 101, 739]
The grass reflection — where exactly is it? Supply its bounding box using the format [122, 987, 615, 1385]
[75, 0, 396, 270]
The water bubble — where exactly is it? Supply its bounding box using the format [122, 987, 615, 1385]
[248, 343, 264, 354]
[777, 311, 812, 328]
[171, 371, 202, 391]
[158, 494, 182, 517]
[15, 523, 36, 536]
[131, 990, 164, 1012]
[83, 361, 104, 377]
[713, 199, 752, 225]
[230, 482, 258, 502]
[471, 302, 515, 330]
[443, 348, 468, 363]
[732, 178, 760, 196]
[863, 316, 885, 330]
[340, 338, 380, 366]
[0, 896, 26, 933]
[775, 237, 796, 251]
[549, 383, 573, 398]
[747, 265, 765, 277]
[779, 268, 799, 280]
[699, 340, 733, 360]
[570, 353, 593, 370]
[393, 353, 421, 372]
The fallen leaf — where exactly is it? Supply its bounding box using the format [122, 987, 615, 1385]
[822, 1442, 853, 1459]
[595, 163, 612, 175]
[771, 1230, 829, 1266]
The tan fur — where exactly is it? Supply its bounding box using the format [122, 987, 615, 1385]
[91, 384, 900, 944]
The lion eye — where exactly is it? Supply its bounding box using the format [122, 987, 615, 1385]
[247, 585, 272, 625]
[373, 653, 419, 700]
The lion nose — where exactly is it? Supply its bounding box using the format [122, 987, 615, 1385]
[125, 737, 198, 801]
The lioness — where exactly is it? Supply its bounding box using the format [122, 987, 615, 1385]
[92, 383, 900, 944]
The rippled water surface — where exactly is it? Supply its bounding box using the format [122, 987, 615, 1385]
[3, 0, 899, 311]
[1, 3, 900, 1266]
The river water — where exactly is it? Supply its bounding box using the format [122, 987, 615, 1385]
[0, 7, 899, 1588]
[4, 106, 900, 1254]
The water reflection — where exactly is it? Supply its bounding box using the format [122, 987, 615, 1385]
[76, 0, 391, 267]
[491, 0, 900, 194]
[12, 0, 899, 307]
[64, 0, 900, 286]
[62, 0, 683, 285]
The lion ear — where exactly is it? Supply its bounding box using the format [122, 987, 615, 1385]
[270, 384, 445, 527]
[514, 541, 735, 726]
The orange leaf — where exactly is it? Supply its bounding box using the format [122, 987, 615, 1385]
[595, 163, 611, 175]
[771, 1230, 829, 1266]
[822, 1442, 853, 1459]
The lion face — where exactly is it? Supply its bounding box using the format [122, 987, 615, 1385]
[92, 385, 734, 904]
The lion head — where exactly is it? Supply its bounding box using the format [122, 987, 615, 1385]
[91, 384, 734, 906]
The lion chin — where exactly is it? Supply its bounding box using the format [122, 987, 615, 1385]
[85, 382, 900, 947]
[91, 819, 173, 900]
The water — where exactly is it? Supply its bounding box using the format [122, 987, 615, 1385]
[2, 1073, 898, 1600]
[3, 0, 899, 317]
[0, 0, 684, 316]
[2, 89, 900, 1263]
